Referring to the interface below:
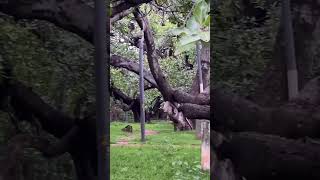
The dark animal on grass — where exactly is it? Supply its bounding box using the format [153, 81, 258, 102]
[122, 125, 133, 133]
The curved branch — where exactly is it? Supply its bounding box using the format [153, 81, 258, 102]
[0, 134, 52, 178]
[43, 126, 81, 157]
[111, 0, 152, 17]
[111, 55, 158, 87]
[9, 80, 74, 138]
[0, 0, 150, 42]
[111, 85, 134, 105]
[213, 86, 320, 139]
[0, 0, 94, 42]
[111, 8, 134, 23]
[217, 132, 320, 180]
[0, 130, 82, 179]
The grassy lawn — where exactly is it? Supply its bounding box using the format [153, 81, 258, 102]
[110, 121, 210, 180]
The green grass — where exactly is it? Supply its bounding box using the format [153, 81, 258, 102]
[110, 121, 210, 180]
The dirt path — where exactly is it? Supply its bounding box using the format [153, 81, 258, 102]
[112, 130, 158, 146]
[145, 130, 158, 135]
[112, 129, 199, 148]
[111, 144, 200, 147]
[115, 134, 135, 145]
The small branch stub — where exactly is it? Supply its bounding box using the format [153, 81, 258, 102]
[196, 42, 204, 93]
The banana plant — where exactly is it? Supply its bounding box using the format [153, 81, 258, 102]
[170, 0, 210, 55]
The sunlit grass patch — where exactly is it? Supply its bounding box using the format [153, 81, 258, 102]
[110, 121, 209, 180]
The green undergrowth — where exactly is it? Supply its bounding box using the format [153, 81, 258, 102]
[110, 121, 209, 180]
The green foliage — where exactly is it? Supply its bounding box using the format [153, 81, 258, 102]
[145, 89, 161, 109]
[111, 69, 138, 96]
[213, 0, 280, 96]
[170, 0, 210, 55]
[0, 17, 95, 113]
[0, 19, 51, 87]
[0, 16, 95, 180]
[159, 56, 195, 90]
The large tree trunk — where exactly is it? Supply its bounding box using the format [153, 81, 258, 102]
[131, 99, 141, 122]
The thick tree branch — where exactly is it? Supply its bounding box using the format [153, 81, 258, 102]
[110, 8, 134, 23]
[44, 126, 81, 157]
[111, 0, 152, 17]
[213, 85, 320, 138]
[111, 85, 134, 105]
[173, 90, 210, 105]
[111, 55, 158, 88]
[9, 80, 74, 138]
[178, 103, 210, 119]
[0, 0, 94, 41]
[0, 132, 84, 179]
[0, 0, 150, 42]
[216, 132, 320, 180]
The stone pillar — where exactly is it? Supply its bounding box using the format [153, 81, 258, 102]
[201, 120, 210, 171]
[196, 119, 205, 139]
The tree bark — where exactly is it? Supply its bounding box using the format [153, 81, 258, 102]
[8, 80, 74, 137]
[216, 132, 320, 180]
[213, 86, 320, 139]
[178, 104, 210, 119]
